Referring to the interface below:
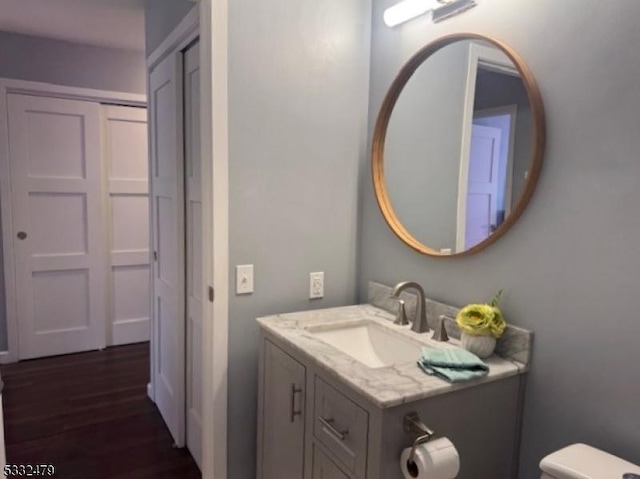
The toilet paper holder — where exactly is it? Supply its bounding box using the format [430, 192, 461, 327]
[403, 412, 436, 464]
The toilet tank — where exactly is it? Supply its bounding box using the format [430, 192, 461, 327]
[540, 443, 640, 479]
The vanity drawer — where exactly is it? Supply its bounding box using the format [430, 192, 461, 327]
[313, 377, 368, 478]
[313, 445, 350, 479]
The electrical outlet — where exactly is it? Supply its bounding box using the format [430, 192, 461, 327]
[309, 272, 324, 299]
[236, 265, 254, 295]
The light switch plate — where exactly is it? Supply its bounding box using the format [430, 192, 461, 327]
[236, 265, 254, 295]
[310, 272, 324, 299]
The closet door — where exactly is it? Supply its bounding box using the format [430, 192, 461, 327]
[149, 52, 186, 446]
[184, 39, 203, 469]
[7, 94, 106, 360]
[103, 105, 151, 346]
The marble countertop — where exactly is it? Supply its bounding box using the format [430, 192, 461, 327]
[257, 304, 527, 409]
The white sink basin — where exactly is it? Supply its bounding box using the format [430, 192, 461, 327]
[308, 320, 424, 368]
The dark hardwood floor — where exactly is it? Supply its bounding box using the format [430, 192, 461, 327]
[1, 343, 201, 478]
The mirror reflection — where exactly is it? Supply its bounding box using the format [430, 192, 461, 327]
[384, 40, 533, 254]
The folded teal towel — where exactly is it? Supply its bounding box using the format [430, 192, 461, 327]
[417, 347, 489, 383]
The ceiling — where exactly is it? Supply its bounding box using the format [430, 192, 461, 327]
[0, 0, 146, 51]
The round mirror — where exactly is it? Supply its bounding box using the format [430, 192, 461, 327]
[372, 34, 545, 257]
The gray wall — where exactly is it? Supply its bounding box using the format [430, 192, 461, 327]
[361, 0, 640, 477]
[144, 0, 194, 56]
[385, 41, 469, 250]
[226, 0, 371, 477]
[0, 31, 147, 351]
[0, 31, 146, 93]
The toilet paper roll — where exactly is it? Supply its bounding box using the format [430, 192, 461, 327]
[400, 438, 460, 479]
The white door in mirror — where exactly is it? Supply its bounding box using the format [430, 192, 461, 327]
[310, 272, 324, 299]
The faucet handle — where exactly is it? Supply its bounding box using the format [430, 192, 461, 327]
[431, 315, 450, 342]
[393, 299, 409, 326]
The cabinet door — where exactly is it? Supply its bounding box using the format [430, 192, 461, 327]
[261, 341, 306, 479]
[312, 446, 350, 479]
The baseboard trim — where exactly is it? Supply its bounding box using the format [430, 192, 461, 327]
[111, 317, 150, 346]
[0, 351, 15, 365]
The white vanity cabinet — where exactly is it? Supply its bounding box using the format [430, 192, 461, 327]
[312, 445, 351, 479]
[259, 340, 306, 479]
[313, 377, 369, 478]
[257, 330, 525, 479]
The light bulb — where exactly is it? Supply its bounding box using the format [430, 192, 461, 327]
[383, 0, 441, 27]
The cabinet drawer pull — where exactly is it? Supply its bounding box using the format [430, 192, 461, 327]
[318, 417, 349, 441]
[290, 384, 303, 423]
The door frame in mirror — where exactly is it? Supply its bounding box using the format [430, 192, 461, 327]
[372, 33, 546, 258]
[457, 41, 521, 253]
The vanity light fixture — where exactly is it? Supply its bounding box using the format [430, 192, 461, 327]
[383, 0, 477, 27]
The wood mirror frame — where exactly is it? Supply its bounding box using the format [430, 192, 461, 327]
[372, 33, 546, 257]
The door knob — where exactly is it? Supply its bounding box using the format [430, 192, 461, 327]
[17, 231, 27, 240]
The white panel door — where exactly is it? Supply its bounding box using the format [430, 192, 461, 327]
[7, 94, 106, 360]
[150, 52, 186, 446]
[184, 40, 203, 469]
[103, 105, 150, 346]
[465, 124, 502, 249]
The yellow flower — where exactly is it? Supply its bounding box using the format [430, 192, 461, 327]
[488, 308, 506, 338]
[456, 303, 506, 339]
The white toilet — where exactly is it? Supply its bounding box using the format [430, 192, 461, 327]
[540, 443, 640, 479]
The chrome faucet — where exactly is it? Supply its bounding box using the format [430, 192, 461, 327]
[393, 299, 409, 326]
[391, 281, 429, 334]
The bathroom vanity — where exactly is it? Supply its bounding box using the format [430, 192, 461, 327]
[256, 282, 532, 479]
